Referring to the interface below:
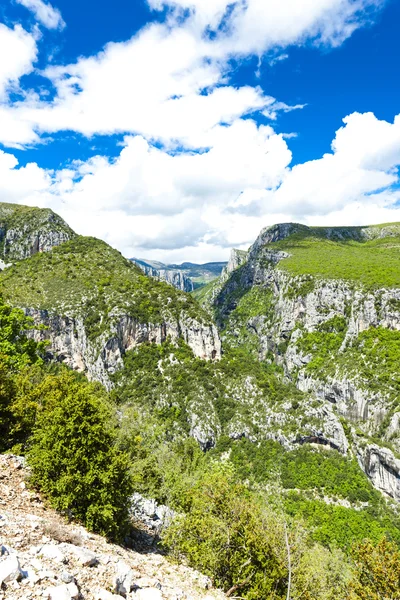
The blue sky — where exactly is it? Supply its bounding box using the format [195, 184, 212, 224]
[0, 0, 399, 261]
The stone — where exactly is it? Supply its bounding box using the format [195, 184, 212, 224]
[133, 589, 163, 600]
[113, 560, 134, 596]
[0, 554, 22, 584]
[45, 583, 79, 600]
[40, 544, 66, 563]
[61, 543, 98, 566]
[61, 571, 74, 584]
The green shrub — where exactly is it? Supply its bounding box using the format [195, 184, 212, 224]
[28, 374, 133, 540]
[350, 538, 400, 599]
[163, 463, 289, 599]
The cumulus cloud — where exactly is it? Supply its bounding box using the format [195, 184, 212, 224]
[15, 0, 65, 30]
[0, 0, 396, 261]
[0, 23, 37, 100]
[148, 0, 385, 53]
[1, 112, 400, 262]
[0, 0, 385, 146]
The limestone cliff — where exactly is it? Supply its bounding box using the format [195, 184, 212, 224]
[0, 202, 75, 262]
[131, 260, 194, 292]
[205, 222, 400, 500]
[1, 236, 221, 390]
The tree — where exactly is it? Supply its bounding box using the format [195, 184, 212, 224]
[350, 537, 400, 600]
[163, 463, 289, 600]
[28, 372, 133, 540]
[0, 296, 45, 451]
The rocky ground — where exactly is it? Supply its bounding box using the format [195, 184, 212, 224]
[0, 455, 225, 600]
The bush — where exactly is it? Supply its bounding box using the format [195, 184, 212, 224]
[163, 463, 289, 599]
[28, 374, 133, 540]
[350, 538, 400, 599]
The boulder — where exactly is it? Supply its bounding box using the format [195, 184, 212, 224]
[40, 544, 66, 563]
[113, 560, 134, 596]
[0, 554, 22, 584]
[45, 583, 79, 600]
[61, 543, 99, 566]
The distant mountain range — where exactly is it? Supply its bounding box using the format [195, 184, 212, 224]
[130, 258, 227, 292]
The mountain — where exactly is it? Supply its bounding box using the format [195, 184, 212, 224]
[198, 222, 400, 501]
[0, 208, 221, 389]
[0, 202, 75, 264]
[131, 258, 227, 292]
[131, 258, 194, 293]
[1, 204, 400, 598]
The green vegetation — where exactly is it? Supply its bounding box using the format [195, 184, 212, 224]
[0, 286, 399, 598]
[2, 205, 400, 598]
[111, 337, 321, 450]
[0, 202, 74, 261]
[350, 538, 400, 599]
[225, 438, 378, 503]
[271, 229, 400, 288]
[0, 294, 133, 540]
[221, 286, 275, 356]
[28, 371, 133, 540]
[295, 325, 400, 436]
[0, 236, 209, 343]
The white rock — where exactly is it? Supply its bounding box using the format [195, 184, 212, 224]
[96, 589, 124, 600]
[0, 554, 22, 584]
[134, 589, 163, 600]
[30, 558, 44, 571]
[113, 560, 134, 595]
[61, 543, 98, 566]
[40, 544, 66, 563]
[23, 568, 40, 585]
[61, 572, 74, 584]
[45, 583, 79, 600]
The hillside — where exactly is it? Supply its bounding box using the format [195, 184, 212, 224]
[198, 222, 400, 502]
[0, 454, 224, 600]
[131, 259, 227, 292]
[0, 202, 75, 263]
[1, 208, 400, 598]
[0, 235, 220, 388]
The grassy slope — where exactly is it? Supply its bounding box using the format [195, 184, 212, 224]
[0, 236, 210, 340]
[271, 225, 400, 288]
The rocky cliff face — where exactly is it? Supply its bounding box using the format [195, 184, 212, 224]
[26, 308, 221, 390]
[207, 222, 400, 501]
[131, 260, 194, 293]
[0, 203, 75, 262]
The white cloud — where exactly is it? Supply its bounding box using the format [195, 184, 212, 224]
[15, 0, 65, 30]
[1, 112, 400, 262]
[0, 150, 52, 203]
[0, 0, 395, 262]
[0, 23, 37, 100]
[148, 0, 385, 54]
[0, 0, 385, 146]
[12, 25, 272, 145]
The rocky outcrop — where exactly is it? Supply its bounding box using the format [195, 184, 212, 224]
[356, 444, 400, 501]
[221, 249, 248, 280]
[210, 222, 400, 499]
[25, 309, 221, 390]
[131, 261, 194, 293]
[0, 454, 223, 600]
[0, 203, 75, 262]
